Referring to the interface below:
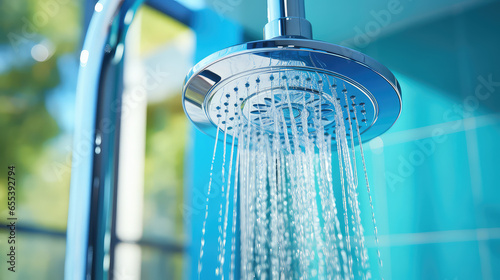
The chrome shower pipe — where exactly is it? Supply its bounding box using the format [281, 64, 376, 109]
[66, 0, 192, 279]
[264, 0, 313, 39]
[65, 1, 143, 279]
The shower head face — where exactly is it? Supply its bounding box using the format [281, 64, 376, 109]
[183, 38, 401, 144]
[206, 69, 375, 141]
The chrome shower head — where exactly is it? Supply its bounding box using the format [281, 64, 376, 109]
[182, 1, 401, 145]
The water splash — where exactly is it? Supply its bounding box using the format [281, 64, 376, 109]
[198, 70, 382, 280]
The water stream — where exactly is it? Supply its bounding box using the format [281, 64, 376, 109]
[199, 71, 381, 280]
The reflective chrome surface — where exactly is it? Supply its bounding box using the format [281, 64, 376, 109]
[182, 38, 402, 144]
[66, 0, 143, 279]
[264, 0, 312, 39]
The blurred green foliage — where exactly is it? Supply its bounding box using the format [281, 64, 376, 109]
[138, 6, 190, 55]
[0, 0, 81, 279]
[1, 0, 80, 50]
[0, 1, 190, 279]
[144, 94, 188, 243]
[0, 0, 81, 229]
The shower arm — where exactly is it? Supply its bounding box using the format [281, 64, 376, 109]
[264, 0, 313, 40]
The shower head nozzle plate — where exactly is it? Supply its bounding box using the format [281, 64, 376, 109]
[182, 39, 401, 145]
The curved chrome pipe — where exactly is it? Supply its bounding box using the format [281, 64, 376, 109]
[65, 0, 143, 279]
